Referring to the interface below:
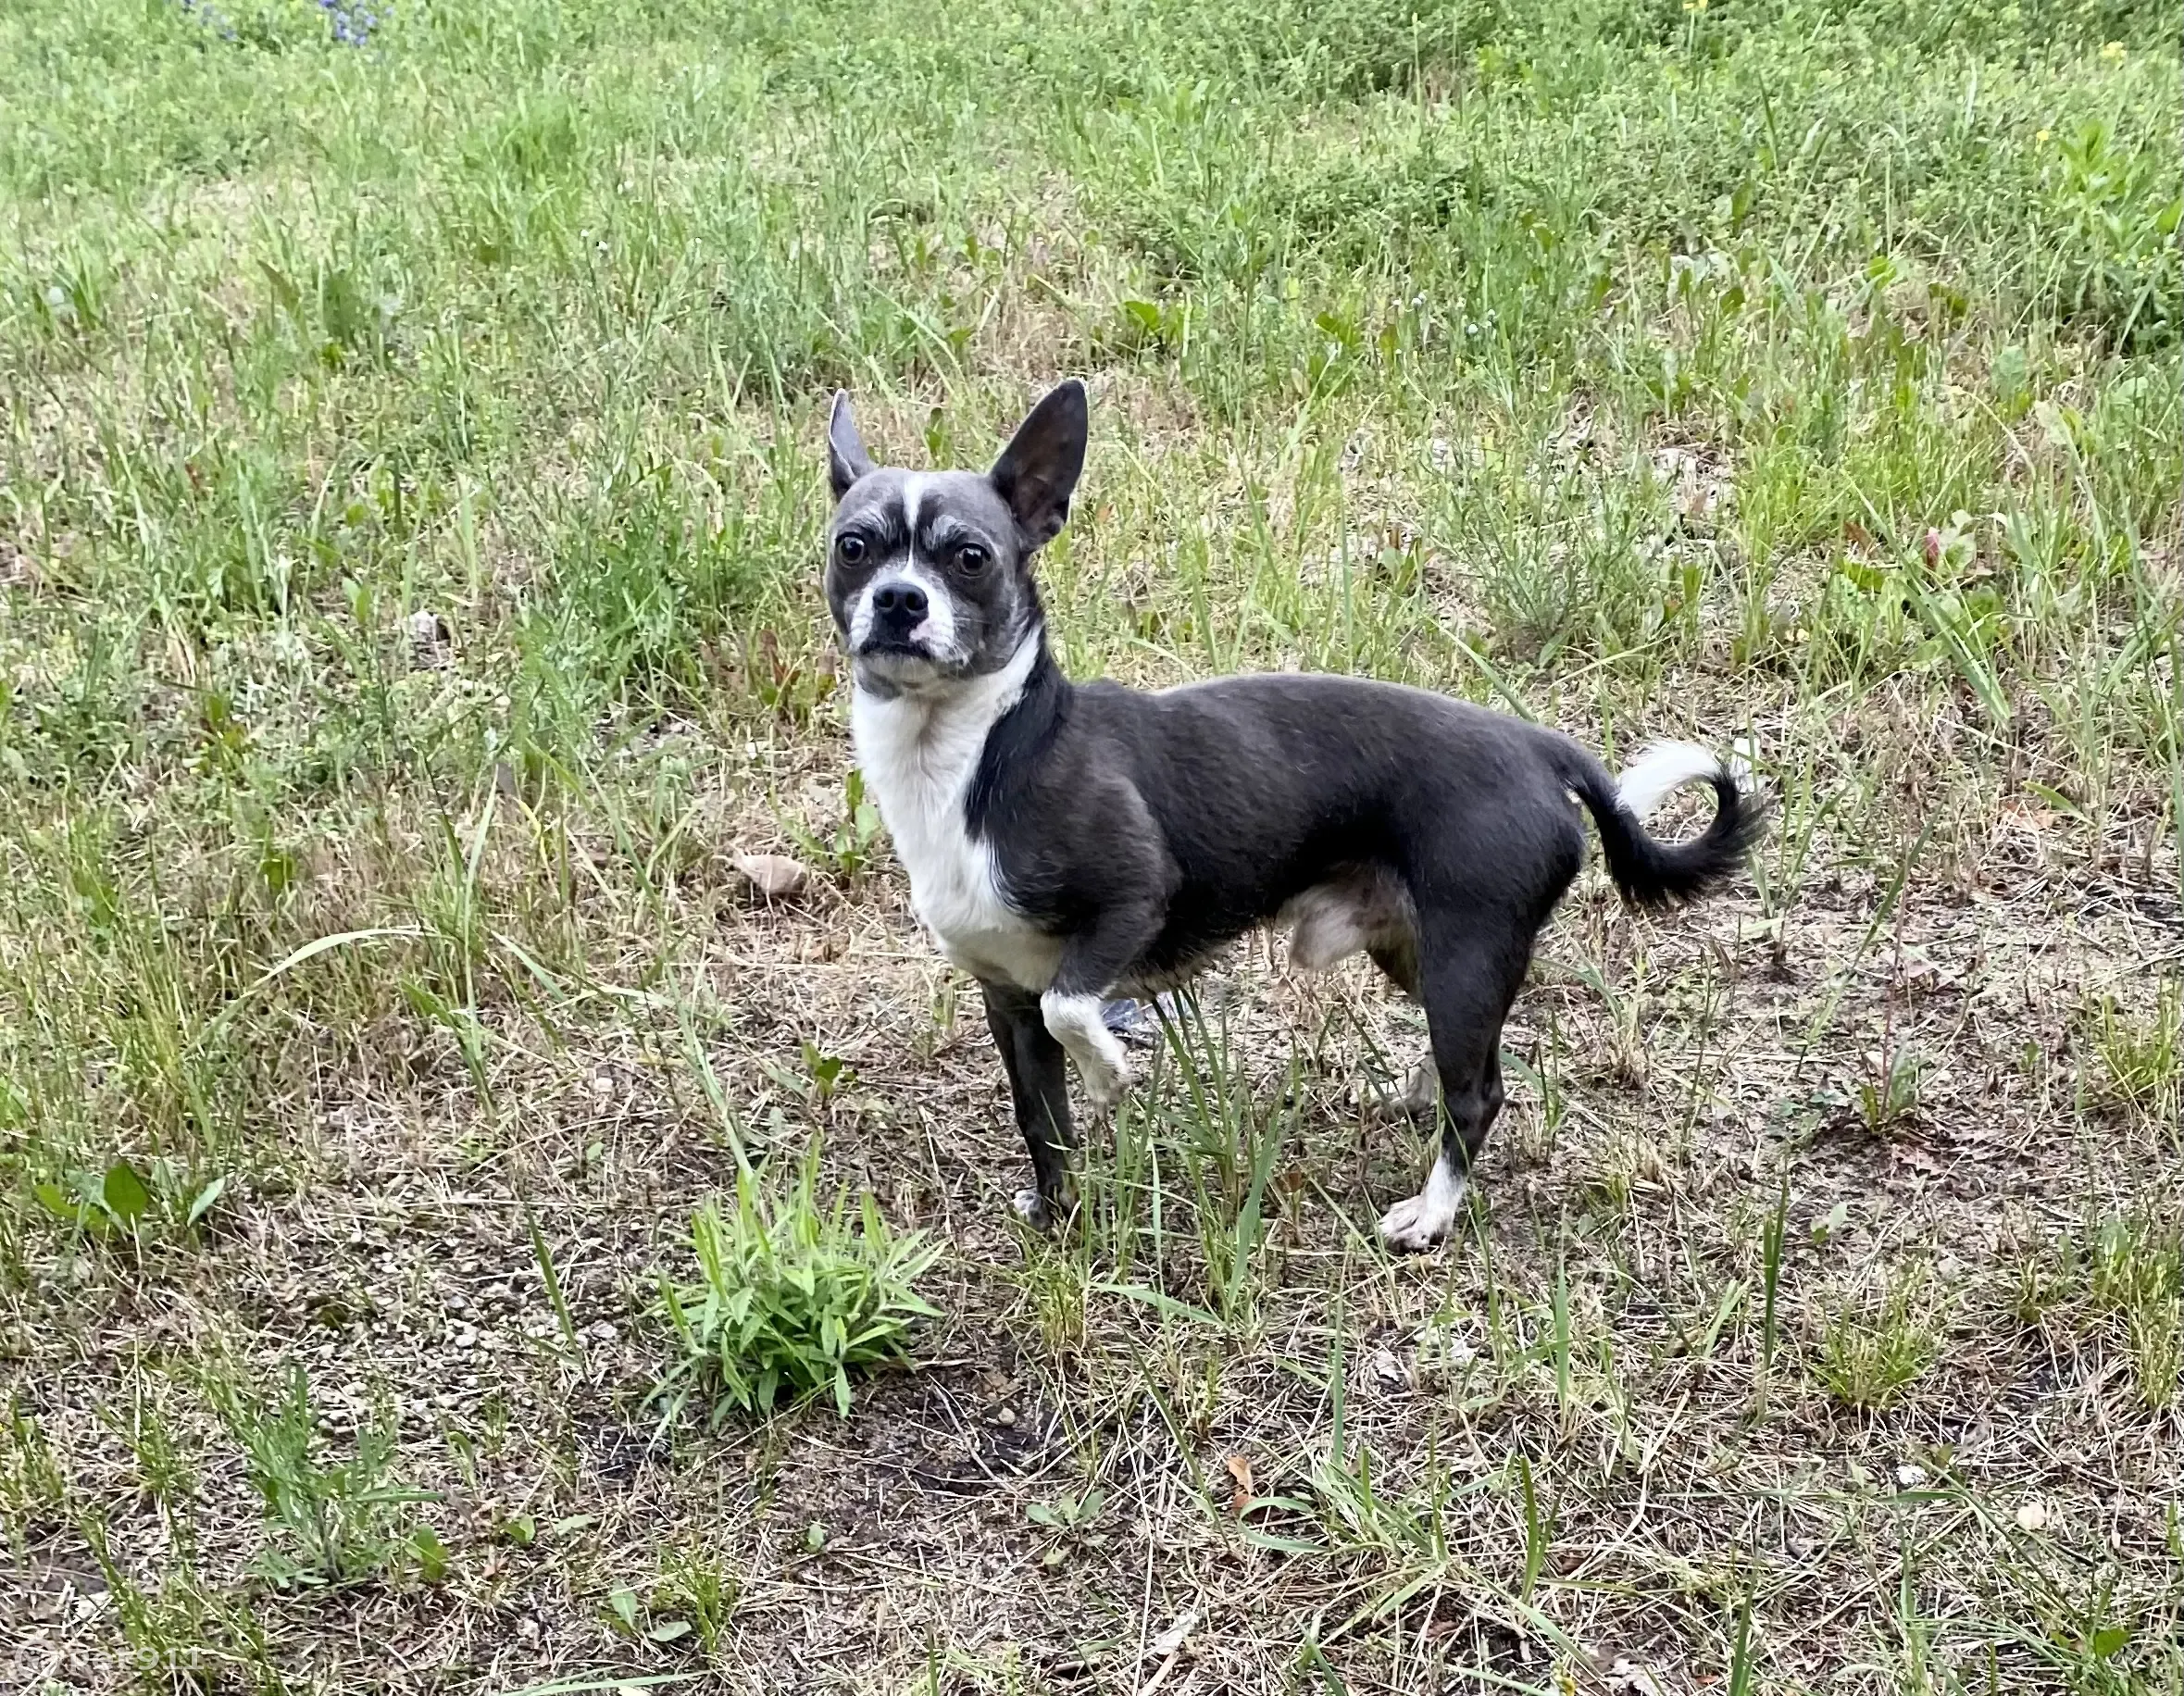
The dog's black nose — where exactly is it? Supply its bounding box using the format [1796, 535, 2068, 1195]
[871, 581, 928, 623]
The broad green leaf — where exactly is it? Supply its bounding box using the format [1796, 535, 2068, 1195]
[102, 1159, 152, 1225]
[410, 1525, 449, 1583]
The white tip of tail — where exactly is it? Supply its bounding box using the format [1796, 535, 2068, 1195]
[1616, 740, 1725, 820]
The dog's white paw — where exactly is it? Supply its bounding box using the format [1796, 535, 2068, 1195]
[1042, 990, 1133, 1112]
[1377, 1195, 1440, 1252]
[1078, 1046, 1131, 1110]
[1013, 1184, 1075, 1229]
[1377, 1166, 1467, 1253]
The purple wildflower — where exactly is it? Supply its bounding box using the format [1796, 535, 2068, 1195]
[316, 0, 386, 47]
[175, 0, 239, 42]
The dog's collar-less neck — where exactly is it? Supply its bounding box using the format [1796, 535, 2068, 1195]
[847, 628, 1067, 845]
[961, 633, 1065, 833]
[989, 630, 1063, 729]
[849, 630, 1055, 766]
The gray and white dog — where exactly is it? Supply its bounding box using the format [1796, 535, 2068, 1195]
[822, 381, 1763, 1249]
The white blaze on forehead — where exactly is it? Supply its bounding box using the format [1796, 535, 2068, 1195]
[901, 473, 927, 556]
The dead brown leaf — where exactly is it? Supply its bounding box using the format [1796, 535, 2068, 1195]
[1225, 1453, 1254, 1515]
[734, 853, 812, 898]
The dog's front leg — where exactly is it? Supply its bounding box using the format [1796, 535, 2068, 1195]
[983, 980, 1075, 1227]
[1039, 904, 1162, 1113]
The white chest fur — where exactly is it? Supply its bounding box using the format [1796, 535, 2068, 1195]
[849, 642, 1061, 991]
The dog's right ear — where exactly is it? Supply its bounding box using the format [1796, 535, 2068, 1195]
[990, 380, 1088, 549]
[827, 392, 875, 499]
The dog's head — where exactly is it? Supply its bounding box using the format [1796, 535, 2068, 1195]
[823, 380, 1086, 693]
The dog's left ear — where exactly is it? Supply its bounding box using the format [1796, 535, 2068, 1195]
[828, 392, 875, 499]
[990, 380, 1088, 549]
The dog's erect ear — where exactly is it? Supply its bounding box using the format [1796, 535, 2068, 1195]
[827, 392, 875, 499]
[989, 380, 1088, 549]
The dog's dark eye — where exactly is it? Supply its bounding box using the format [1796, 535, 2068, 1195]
[836, 533, 867, 566]
[955, 543, 991, 575]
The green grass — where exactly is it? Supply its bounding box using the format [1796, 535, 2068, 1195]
[3, 0, 2181, 1689]
[212, 1364, 446, 1590]
[1813, 1260, 1947, 1409]
[651, 1140, 942, 1422]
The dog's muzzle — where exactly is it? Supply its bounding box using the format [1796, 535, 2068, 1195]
[852, 571, 958, 668]
[867, 580, 930, 643]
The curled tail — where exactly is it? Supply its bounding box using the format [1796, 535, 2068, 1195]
[1559, 739, 1766, 909]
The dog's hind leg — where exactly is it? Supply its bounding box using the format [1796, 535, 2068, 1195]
[1377, 917, 1528, 1252]
[1357, 929, 1445, 1124]
[984, 980, 1076, 1228]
